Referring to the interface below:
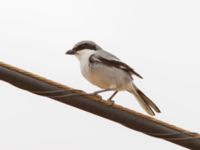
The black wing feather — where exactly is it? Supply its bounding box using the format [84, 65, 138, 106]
[89, 54, 143, 79]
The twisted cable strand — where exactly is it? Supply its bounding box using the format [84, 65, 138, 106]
[0, 61, 199, 149]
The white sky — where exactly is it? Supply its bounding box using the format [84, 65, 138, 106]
[0, 0, 200, 149]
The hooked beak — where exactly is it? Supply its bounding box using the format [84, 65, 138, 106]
[66, 49, 75, 55]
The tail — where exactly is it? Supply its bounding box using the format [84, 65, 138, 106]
[128, 84, 161, 116]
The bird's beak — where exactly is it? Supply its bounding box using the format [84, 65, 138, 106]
[66, 49, 75, 55]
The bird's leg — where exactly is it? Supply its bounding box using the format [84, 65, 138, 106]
[107, 91, 118, 101]
[86, 89, 114, 101]
[92, 89, 114, 95]
[106, 91, 118, 105]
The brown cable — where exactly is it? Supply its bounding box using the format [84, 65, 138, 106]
[0, 61, 199, 149]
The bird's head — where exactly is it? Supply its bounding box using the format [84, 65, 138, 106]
[66, 41, 102, 57]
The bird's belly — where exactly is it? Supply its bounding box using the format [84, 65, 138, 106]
[81, 67, 111, 89]
[81, 64, 132, 90]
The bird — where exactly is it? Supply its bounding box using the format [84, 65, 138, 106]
[66, 40, 161, 116]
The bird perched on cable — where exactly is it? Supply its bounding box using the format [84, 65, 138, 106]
[66, 41, 161, 116]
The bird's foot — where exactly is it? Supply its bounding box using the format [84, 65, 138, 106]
[87, 92, 103, 101]
[91, 91, 100, 95]
[105, 99, 115, 106]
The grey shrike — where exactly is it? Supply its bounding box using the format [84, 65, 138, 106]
[66, 40, 161, 116]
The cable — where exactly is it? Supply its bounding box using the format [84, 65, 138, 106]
[0, 61, 199, 150]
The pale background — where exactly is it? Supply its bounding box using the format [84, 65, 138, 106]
[0, 0, 200, 149]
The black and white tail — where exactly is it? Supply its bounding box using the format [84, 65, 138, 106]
[128, 84, 161, 116]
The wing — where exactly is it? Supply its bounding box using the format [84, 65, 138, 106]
[89, 54, 143, 79]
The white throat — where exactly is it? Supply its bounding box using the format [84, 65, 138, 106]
[75, 49, 96, 62]
[74, 49, 97, 80]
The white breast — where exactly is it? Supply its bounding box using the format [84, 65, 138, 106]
[75, 49, 96, 80]
[75, 49, 133, 90]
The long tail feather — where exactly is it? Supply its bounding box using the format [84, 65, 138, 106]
[129, 84, 161, 116]
[137, 89, 161, 113]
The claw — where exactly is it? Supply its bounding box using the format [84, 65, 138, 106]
[95, 94, 103, 100]
[87, 92, 102, 101]
[105, 99, 115, 105]
[92, 91, 99, 95]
